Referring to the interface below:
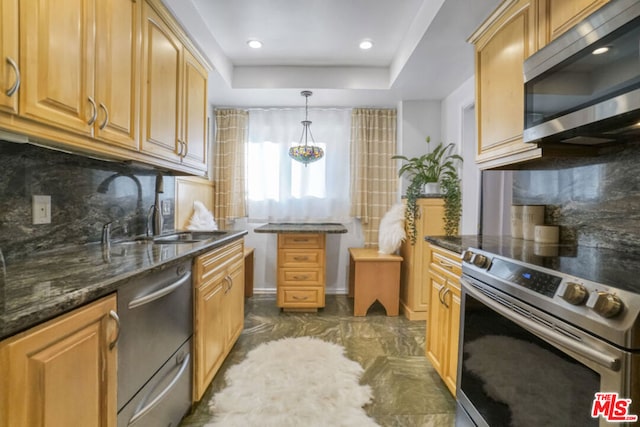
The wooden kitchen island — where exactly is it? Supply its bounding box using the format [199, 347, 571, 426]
[254, 223, 348, 311]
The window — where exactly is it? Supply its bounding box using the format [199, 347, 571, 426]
[247, 108, 351, 222]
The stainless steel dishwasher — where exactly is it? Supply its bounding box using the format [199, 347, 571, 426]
[116, 259, 193, 427]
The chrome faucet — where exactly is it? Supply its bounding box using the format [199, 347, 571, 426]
[147, 174, 165, 236]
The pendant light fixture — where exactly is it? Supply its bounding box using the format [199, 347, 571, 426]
[288, 90, 324, 166]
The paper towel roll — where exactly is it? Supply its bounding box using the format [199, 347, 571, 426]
[510, 205, 523, 239]
[522, 205, 545, 240]
[534, 225, 559, 244]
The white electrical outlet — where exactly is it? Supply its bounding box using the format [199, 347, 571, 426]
[32, 195, 51, 225]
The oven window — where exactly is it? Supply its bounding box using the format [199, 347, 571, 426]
[460, 293, 599, 427]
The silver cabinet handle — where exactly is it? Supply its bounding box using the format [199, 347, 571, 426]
[127, 353, 190, 425]
[128, 272, 191, 309]
[438, 258, 454, 270]
[98, 102, 109, 130]
[108, 310, 120, 350]
[5, 57, 20, 97]
[441, 287, 450, 309]
[437, 284, 445, 305]
[223, 275, 232, 293]
[462, 278, 620, 371]
[87, 96, 98, 126]
[182, 140, 188, 157]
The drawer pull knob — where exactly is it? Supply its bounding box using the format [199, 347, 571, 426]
[293, 275, 309, 280]
[293, 238, 308, 242]
[292, 295, 309, 300]
[293, 256, 309, 261]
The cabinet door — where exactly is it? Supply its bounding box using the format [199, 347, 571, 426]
[225, 259, 245, 347]
[538, 0, 610, 47]
[425, 274, 446, 377]
[20, 0, 95, 135]
[0, 295, 117, 427]
[194, 279, 225, 401]
[443, 284, 461, 397]
[94, 0, 140, 149]
[474, 0, 539, 168]
[0, 0, 18, 114]
[181, 49, 208, 171]
[140, 2, 182, 162]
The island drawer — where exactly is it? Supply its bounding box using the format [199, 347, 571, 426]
[278, 233, 325, 249]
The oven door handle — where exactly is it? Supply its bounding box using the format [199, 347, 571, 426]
[463, 280, 621, 372]
[128, 272, 191, 309]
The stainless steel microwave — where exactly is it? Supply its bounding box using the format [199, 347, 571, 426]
[523, 0, 640, 145]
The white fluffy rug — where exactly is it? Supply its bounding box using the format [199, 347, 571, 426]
[206, 337, 379, 427]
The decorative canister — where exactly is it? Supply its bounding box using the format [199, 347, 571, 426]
[522, 205, 545, 240]
[510, 205, 523, 238]
[534, 225, 559, 244]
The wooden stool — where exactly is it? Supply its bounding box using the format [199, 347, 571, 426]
[348, 248, 402, 316]
[244, 247, 254, 297]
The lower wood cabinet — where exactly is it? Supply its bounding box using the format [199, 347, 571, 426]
[277, 233, 326, 310]
[425, 244, 462, 396]
[399, 198, 445, 320]
[0, 294, 118, 427]
[193, 239, 244, 401]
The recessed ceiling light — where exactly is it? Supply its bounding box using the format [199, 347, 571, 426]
[247, 40, 263, 49]
[592, 46, 609, 55]
[359, 40, 373, 50]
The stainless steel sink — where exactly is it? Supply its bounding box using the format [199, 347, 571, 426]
[148, 230, 228, 244]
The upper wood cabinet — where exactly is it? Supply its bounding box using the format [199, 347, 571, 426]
[20, 0, 96, 136]
[470, 0, 541, 169]
[19, 0, 139, 149]
[0, 0, 18, 115]
[536, 0, 610, 48]
[140, 2, 182, 163]
[94, 0, 141, 149]
[0, 295, 118, 427]
[181, 49, 209, 171]
[141, 1, 209, 174]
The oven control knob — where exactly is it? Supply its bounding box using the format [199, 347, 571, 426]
[462, 251, 474, 263]
[586, 292, 624, 318]
[472, 254, 490, 269]
[559, 282, 589, 305]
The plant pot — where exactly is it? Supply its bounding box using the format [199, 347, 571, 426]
[422, 182, 441, 195]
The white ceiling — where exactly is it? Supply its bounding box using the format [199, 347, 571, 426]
[162, 0, 501, 108]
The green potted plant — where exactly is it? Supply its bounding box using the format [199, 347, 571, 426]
[392, 136, 463, 242]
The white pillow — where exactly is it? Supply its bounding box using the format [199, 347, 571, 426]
[378, 203, 406, 254]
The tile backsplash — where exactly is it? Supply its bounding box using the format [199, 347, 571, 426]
[512, 143, 640, 252]
[0, 141, 175, 260]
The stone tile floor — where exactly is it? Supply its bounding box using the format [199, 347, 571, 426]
[179, 294, 456, 427]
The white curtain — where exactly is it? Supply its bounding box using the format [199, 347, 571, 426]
[247, 108, 351, 222]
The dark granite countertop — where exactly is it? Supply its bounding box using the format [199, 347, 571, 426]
[424, 235, 481, 254]
[0, 229, 248, 340]
[425, 234, 640, 295]
[254, 223, 348, 234]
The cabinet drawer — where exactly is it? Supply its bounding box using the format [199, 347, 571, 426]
[278, 268, 323, 286]
[429, 246, 462, 277]
[278, 249, 323, 267]
[195, 240, 244, 285]
[277, 287, 324, 307]
[278, 233, 324, 249]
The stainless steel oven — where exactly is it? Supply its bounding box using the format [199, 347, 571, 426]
[456, 244, 640, 427]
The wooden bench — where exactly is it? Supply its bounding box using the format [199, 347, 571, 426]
[348, 248, 403, 316]
[244, 247, 254, 297]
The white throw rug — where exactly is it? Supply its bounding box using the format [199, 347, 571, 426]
[206, 337, 379, 427]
